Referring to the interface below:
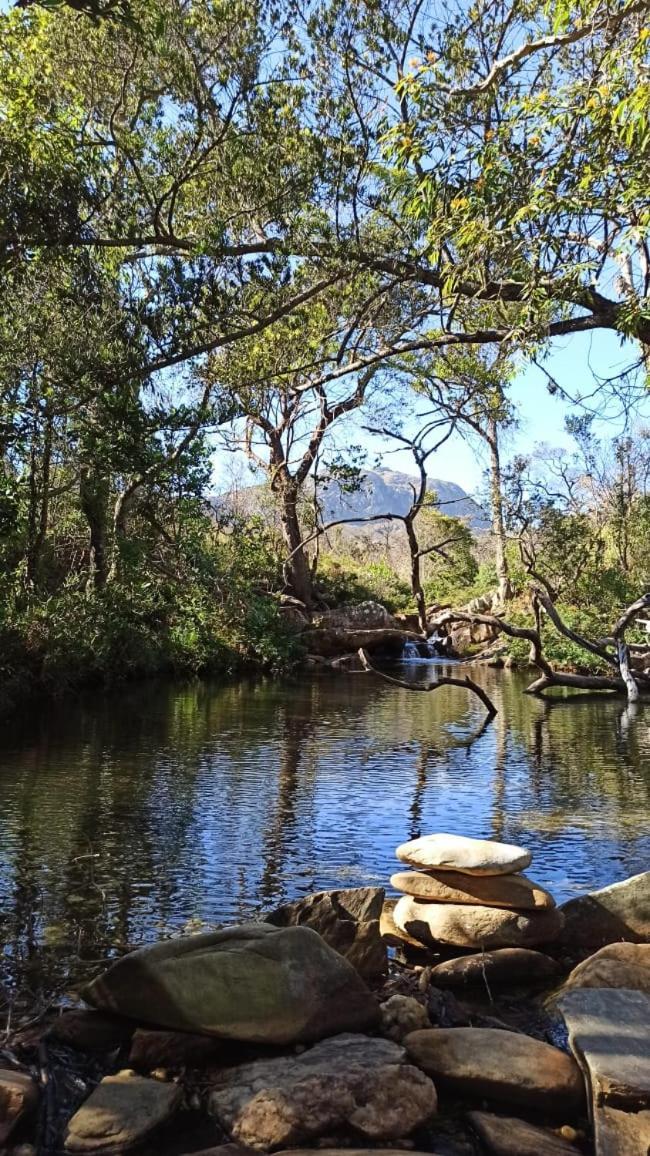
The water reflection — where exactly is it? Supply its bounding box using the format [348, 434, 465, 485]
[0, 668, 649, 1003]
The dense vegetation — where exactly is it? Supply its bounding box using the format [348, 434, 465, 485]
[0, 0, 649, 706]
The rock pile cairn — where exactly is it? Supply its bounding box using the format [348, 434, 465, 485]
[391, 833, 563, 949]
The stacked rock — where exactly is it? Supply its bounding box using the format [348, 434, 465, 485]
[391, 833, 563, 950]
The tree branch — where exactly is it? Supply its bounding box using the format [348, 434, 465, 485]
[357, 647, 497, 718]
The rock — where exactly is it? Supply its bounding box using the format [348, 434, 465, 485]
[394, 896, 563, 949]
[430, 948, 561, 989]
[280, 1151, 445, 1156]
[312, 601, 403, 630]
[395, 834, 532, 876]
[277, 605, 309, 633]
[558, 871, 650, 948]
[128, 1027, 224, 1071]
[82, 924, 379, 1044]
[379, 995, 430, 1041]
[390, 869, 554, 909]
[559, 942, 650, 995]
[405, 1028, 584, 1114]
[64, 1072, 182, 1153]
[467, 1111, 580, 1156]
[264, 887, 386, 979]
[559, 988, 650, 1154]
[207, 1033, 437, 1151]
[302, 626, 418, 658]
[46, 1009, 134, 1053]
[380, 899, 429, 951]
[0, 1070, 38, 1146]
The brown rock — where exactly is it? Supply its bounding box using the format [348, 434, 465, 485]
[380, 899, 428, 951]
[404, 1028, 584, 1113]
[558, 871, 649, 948]
[64, 1071, 182, 1152]
[379, 995, 430, 1041]
[394, 896, 564, 949]
[46, 1010, 134, 1053]
[390, 870, 554, 910]
[207, 1033, 437, 1151]
[128, 1027, 224, 1071]
[264, 887, 387, 979]
[430, 948, 560, 989]
[560, 942, 650, 995]
[0, 1070, 38, 1146]
[467, 1111, 580, 1155]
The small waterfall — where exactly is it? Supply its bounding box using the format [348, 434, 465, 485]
[402, 640, 422, 660]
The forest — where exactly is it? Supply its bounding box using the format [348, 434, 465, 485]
[1, 0, 649, 708]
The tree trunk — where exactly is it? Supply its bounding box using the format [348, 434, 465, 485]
[405, 516, 427, 634]
[79, 466, 109, 589]
[26, 407, 52, 585]
[278, 483, 313, 607]
[487, 418, 513, 603]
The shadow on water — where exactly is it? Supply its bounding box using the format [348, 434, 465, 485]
[0, 667, 649, 1004]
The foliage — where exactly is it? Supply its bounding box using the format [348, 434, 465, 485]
[314, 554, 411, 612]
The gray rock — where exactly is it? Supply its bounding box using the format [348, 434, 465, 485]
[430, 948, 560, 989]
[82, 924, 379, 1044]
[64, 1072, 182, 1153]
[405, 1027, 584, 1114]
[559, 988, 650, 1155]
[264, 887, 386, 979]
[558, 871, 649, 948]
[379, 995, 430, 1041]
[207, 1032, 437, 1151]
[467, 1111, 580, 1156]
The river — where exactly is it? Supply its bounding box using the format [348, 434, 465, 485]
[0, 664, 648, 1004]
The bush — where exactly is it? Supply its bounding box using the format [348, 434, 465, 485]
[314, 554, 412, 611]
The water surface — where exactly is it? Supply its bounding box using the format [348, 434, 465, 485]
[0, 665, 648, 1002]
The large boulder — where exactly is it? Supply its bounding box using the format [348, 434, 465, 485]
[395, 834, 532, 876]
[405, 1028, 584, 1114]
[207, 1033, 437, 1151]
[312, 602, 402, 630]
[559, 942, 650, 996]
[390, 869, 554, 910]
[82, 924, 379, 1044]
[64, 1072, 182, 1153]
[394, 896, 563, 949]
[264, 887, 386, 979]
[467, 1111, 580, 1156]
[430, 948, 560, 989]
[303, 626, 417, 658]
[558, 871, 649, 948]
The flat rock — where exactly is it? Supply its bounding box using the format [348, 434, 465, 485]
[82, 923, 379, 1045]
[0, 1070, 38, 1145]
[395, 834, 532, 876]
[467, 1111, 580, 1156]
[128, 1027, 224, 1071]
[560, 942, 650, 995]
[380, 899, 429, 951]
[394, 896, 564, 949]
[405, 1027, 584, 1113]
[391, 869, 554, 909]
[559, 988, 650, 1110]
[558, 871, 649, 948]
[303, 626, 416, 658]
[430, 948, 560, 989]
[264, 887, 386, 979]
[207, 1032, 437, 1151]
[64, 1072, 182, 1153]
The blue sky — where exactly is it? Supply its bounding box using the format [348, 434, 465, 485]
[211, 328, 650, 498]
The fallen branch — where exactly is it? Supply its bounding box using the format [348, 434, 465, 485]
[357, 648, 497, 718]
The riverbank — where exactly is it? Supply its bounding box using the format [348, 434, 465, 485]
[2, 840, 648, 1156]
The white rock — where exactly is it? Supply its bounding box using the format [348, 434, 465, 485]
[395, 833, 531, 876]
[394, 896, 563, 949]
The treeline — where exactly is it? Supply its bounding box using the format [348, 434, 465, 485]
[1, 0, 649, 703]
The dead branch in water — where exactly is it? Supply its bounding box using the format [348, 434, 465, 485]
[357, 648, 497, 718]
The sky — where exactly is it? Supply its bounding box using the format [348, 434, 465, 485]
[211, 327, 650, 500]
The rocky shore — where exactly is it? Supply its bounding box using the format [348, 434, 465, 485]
[1, 835, 648, 1156]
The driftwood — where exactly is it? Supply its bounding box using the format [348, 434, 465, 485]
[357, 648, 497, 718]
[434, 589, 650, 701]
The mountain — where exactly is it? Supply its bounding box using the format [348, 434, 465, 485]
[214, 468, 488, 532]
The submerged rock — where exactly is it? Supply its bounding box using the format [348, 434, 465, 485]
[264, 887, 386, 979]
[0, 1070, 38, 1146]
[395, 834, 532, 876]
[558, 870, 649, 947]
[64, 1071, 181, 1153]
[390, 869, 554, 909]
[467, 1111, 580, 1156]
[405, 1027, 584, 1113]
[394, 896, 563, 949]
[430, 947, 560, 989]
[207, 1032, 437, 1151]
[559, 942, 650, 995]
[82, 924, 379, 1044]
